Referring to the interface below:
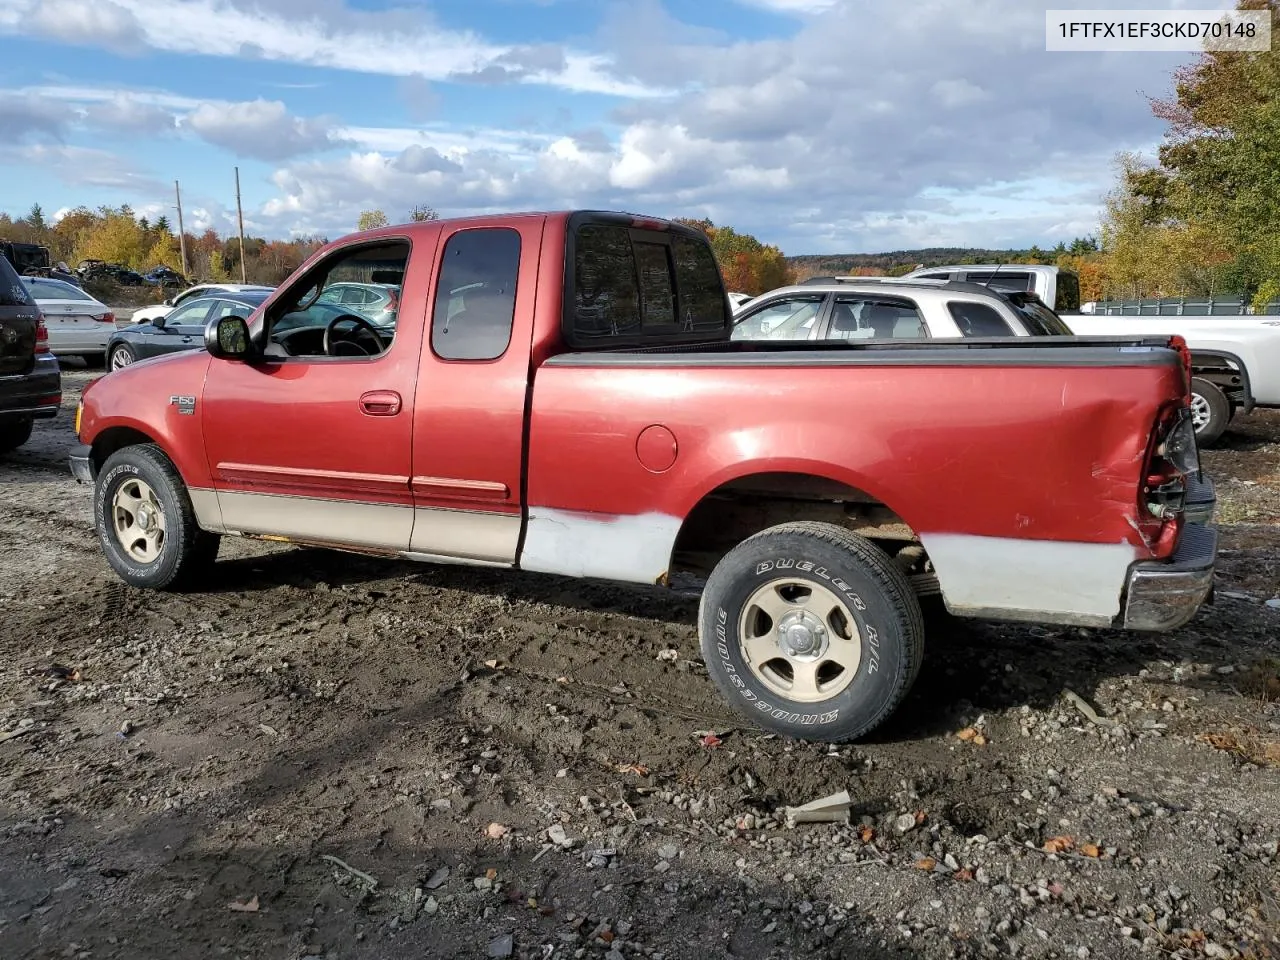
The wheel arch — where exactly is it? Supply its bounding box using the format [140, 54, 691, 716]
[668, 465, 933, 593]
[1190, 348, 1253, 413]
[90, 424, 164, 474]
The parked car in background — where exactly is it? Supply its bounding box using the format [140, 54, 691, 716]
[76, 260, 148, 286]
[107, 289, 272, 370]
[20, 276, 116, 367]
[1, 239, 53, 277]
[727, 291, 753, 309]
[69, 210, 1215, 744]
[143, 266, 188, 287]
[900, 264, 1081, 314]
[866, 267, 1280, 446]
[0, 254, 60, 453]
[730, 278, 1074, 343]
[1064, 311, 1280, 446]
[314, 281, 401, 327]
[130, 283, 275, 326]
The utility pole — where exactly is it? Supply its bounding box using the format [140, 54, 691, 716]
[234, 166, 247, 284]
[174, 180, 189, 279]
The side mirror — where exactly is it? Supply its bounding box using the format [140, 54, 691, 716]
[152, 314, 167, 329]
[205, 315, 257, 362]
[164, 297, 175, 306]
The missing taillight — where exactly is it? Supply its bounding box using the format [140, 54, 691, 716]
[1157, 406, 1201, 479]
[1142, 405, 1200, 523]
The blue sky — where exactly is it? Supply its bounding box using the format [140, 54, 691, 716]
[0, 0, 1190, 253]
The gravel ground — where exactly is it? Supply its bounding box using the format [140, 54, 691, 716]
[2, 367, 1278, 960]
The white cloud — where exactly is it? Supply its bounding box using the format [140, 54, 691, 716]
[82, 94, 178, 136]
[731, 0, 839, 12]
[0, 144, 165, 193]
[185, 98, 348, 160]
[3, 85, 346, 159]
[0, 0, 666, 98]
[930, 78, 989, 108]
[2, 0, 1197, 253]
[23, 0, 144, 54]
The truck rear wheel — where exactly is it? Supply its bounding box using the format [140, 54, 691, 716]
[698, 521, 925, 743]
[94, 444, 219, 590]
[1190, 377, 1231, 447]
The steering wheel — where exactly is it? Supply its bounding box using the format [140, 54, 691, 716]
[322, 313, 386, 357]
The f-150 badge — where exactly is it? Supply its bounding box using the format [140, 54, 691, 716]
[169, 395, 196, 415]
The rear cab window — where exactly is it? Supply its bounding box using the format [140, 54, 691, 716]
[565, 215, 729, 348]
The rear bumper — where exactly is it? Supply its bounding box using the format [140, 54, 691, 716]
[1122, 522, 1218, 631]
[0, 354, 62, 423]
[69, 442, 94, 484]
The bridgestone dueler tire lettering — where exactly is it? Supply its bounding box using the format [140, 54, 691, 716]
[698, 521, 925, 743]
[95, 443, 219, 590]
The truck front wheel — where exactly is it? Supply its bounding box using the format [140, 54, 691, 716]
[698, 522, 925, 743]
[94, 444, 219, 590]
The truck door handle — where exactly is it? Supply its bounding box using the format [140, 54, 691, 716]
[359, 390, 402, 416]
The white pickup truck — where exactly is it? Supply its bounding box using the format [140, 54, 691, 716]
[901, 264, 1280, 445]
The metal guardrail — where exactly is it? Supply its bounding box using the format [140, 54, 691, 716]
[1087, 297, 1280, 316]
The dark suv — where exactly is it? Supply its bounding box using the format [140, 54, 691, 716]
[0, 254, 61, 453]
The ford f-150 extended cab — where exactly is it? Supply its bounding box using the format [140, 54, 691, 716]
[68, 211, 1217, 742]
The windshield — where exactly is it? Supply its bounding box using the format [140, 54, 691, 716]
[22, 277, 94, 301]
[1009, 294, 1073, 335]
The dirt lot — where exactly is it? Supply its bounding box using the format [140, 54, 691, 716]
[3, 366, 1278, 960]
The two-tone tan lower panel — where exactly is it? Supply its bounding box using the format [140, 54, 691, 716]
[408, 506, 520, 564]
[189, 488, 520, 564]
[214, 490, 415, 551]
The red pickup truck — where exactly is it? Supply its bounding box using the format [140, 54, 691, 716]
[69, 211, 1217, 742]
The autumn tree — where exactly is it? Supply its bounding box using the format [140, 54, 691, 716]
[408, 205, 439, 221]
[72, 207, 152, 270]
[358, 209, 389, 231]
[1100, 0, 1280, 306]
[145, 233, 184, 273]
[673, 218, 795, 295]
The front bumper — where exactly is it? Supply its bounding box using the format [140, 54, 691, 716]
[69, 442, 93, 484]
[1122, 522, 1218, 631]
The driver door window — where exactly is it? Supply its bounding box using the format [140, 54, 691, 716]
[262, 241, 409, 360]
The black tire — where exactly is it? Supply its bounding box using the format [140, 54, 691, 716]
[84, 352, 107, 368]
[698, 521, 925, 743]
[1190, 377, 1231, 447]
[94, 444, 219, 590]
[109, 343, 136, 371]
[0, 419, 34, 454]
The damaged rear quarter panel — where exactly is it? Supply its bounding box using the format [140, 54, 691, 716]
[525, 357, 1183, 557]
